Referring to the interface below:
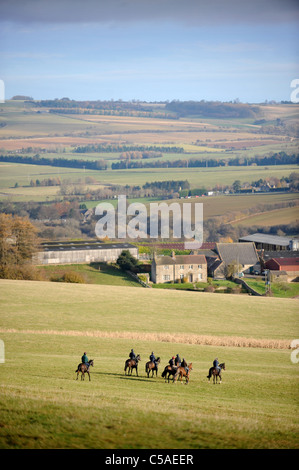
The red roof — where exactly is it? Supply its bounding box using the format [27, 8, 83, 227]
[272, 258, 299, 266]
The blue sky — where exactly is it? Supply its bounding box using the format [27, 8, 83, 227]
[0, 0, 298, 102]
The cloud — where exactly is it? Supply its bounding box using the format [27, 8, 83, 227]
[1, 0, 298, 26]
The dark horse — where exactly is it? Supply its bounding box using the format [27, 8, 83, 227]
[145, 357, 161, 378]
[174, 363, 193, 384]
[207, 362, 225, 384]
[124, 354, 141, 376]
[75, 359, 94, 381]
[161, 365, 178, 383]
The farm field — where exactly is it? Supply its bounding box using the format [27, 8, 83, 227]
[0, 101, 297, 154]
[1, 162, 298, 202]
[230, 204, 299, 227]
[0, 279, 298, 449]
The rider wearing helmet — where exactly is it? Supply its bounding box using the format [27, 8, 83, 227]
[213, 357, 221, 374]
[150, 351, 157, 366]
[169, 356, 175, 367]
[81, 352, 89, 368]
[129, 349, 136, 360]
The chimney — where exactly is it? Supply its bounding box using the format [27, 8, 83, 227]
[171, 250, 176, 259]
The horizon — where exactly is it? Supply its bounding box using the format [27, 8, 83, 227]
[0, 0, 299, 103]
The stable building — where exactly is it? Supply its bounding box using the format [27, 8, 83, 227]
[33, 241, 138, 265]
[239, 233, 299, 252]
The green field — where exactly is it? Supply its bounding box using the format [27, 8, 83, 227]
[0, 161, 298, 203]
[0, 279, 298, 449]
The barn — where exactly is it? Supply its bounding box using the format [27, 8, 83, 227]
[33, 241, 138, 265]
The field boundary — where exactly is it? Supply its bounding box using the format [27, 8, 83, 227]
[0, 327, 291, 349]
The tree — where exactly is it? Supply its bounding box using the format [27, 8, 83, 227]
[232, 180, 241, 193]
[116, 250, 138, 271]
[0, 213, 38, 279]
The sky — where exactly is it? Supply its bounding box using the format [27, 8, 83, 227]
[0, 0, 299, 103]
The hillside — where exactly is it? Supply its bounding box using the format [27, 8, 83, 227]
[0, 279, 298, 449]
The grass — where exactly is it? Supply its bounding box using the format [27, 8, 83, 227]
[244, 278, 299, 298]
[0, 279, 298, 449]
[37, 262, 141, 287]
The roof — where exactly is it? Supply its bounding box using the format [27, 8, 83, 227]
[269, 258, 299, 267]
[154, 254, 207, 266]
[239, 233, 297, 246]
[39, 241, 138, 252]
[260, 250, 299, 260]
[216, 242, 259, 266]
[142, 242, 216, 250]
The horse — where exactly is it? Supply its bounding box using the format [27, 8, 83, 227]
[124, 354, 141, 376]
[145, 357, 160, 378]
[174, 363, 193, 384]
[161, 365, 178, 383]
[207, 362, 225, 384]
[75, 359, 94, 381]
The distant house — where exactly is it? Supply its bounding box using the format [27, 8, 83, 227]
[213, 242, 260, 278]
[151, 251, 207, 284]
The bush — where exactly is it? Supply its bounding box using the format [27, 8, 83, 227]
[226, 285, 242, 294]
[116, 250, 138, 271]
[0, 264, 43, 281]
[51, 271, 85, 283]
[204, 285, 215, 292]
[62, 271, 85, 283]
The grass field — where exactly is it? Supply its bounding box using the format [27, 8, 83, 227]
[37, 262, 141, 287]
[1, 162, 298, 202]
[0, 279, 298, 449]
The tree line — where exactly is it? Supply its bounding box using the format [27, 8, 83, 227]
[111, 152, 299, 170]
[0, 151, 297, 173]
[74, 144, 184, 153]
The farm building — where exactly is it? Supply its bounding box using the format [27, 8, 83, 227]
[264, 257, 299, 281]
[33, 241, 138, 265]
[209, 242, 260, 279]
[239, 233, 299, 252]
[151, 251, 207, 284]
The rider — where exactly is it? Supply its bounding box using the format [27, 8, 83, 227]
[81, 352, 89, 368]
[175, 354, 181, 366]
[150, 351, 157, 366]
[169, 356, 175, 367]
[213, 357, 221, 374]
[181, 357, 189, 375]
[129, 349, 136, 361]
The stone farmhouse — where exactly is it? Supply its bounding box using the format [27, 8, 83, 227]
[151, 251, 207, 284]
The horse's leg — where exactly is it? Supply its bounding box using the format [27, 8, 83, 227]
[88, 370, 91, 381]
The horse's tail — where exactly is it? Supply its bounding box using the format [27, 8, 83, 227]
[161, 368, 166, 378]
[207, 367, 213, 379]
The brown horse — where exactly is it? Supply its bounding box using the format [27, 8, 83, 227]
[75, 359, 94, 381]
[161, 365, 178, 383]
[174, 363, 193, 384]
[207, 362, 225, 384]
[145, 357, 160, 378]
[124, 354, 141, 376]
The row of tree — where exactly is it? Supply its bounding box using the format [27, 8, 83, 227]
[74, 144, 184, 154]
[1, 151, 297, 173]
